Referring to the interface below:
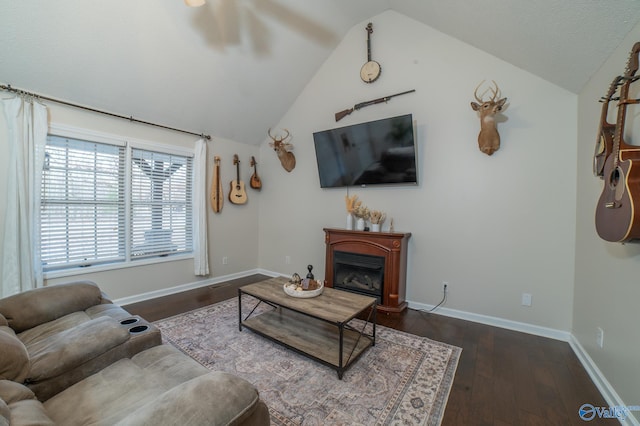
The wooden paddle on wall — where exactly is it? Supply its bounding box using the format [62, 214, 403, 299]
[229, 154, 248, 204]
[210, 155, 223, 213]
[250, 156, 262, 190]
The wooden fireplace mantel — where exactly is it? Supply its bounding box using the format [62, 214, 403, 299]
[323, 228, 411, 314]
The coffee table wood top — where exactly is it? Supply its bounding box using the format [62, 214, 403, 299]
[240, 276, 376, 324]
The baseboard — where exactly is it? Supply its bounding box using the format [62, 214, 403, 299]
[113, 269, 278, 306]
[407, 300, 571, 342]
[569, 337, 640, 426]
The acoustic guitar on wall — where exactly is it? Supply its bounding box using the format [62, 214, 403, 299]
[595, 42, 640, 243]
[229, 154, 248, 204]
[210, 156, 223, 213]
[250, 156, 262, 190]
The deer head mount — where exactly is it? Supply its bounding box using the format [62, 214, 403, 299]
[471, 80, 507, 156]
[268, 128, 296, 172]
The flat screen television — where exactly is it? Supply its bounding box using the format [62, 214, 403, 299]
[312, 113, 417, 188]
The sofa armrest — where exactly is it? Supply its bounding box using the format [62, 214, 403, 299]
[115, 372, 263, 426]
[0, 281, 104, 332]
[27, 316, 130, 382]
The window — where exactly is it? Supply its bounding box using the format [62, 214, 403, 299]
[40, 128, 193, 274]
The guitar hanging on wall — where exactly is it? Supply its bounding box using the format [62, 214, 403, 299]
[250, 156, 262, 190]
[593, 75, 623, 178]
[229, 154, 248, 204]
[595, 42, 640, 242]
[210, 155, 223, 213]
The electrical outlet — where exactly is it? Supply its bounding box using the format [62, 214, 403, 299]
[521, 293, 532, 307]
[222, 256, 228, 265]
[597, 327, 604, 348]
[285, 255, 291, 264]
[442, 282, 448, 294]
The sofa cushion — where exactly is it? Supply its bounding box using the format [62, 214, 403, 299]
[0, 327, 30, 382]
[114, 372, 262, 426]
[0, 381, 35, 404]
[0, 282, 103, 332]
[26, 316, 130, 382]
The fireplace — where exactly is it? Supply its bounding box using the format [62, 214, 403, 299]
[324, 228, 411, 313]
[333, 251, 385, 302]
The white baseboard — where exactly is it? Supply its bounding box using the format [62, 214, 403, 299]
[569, 337, 640, 426]
[113, 268, 278, 306]
[407, 300, 571, 341]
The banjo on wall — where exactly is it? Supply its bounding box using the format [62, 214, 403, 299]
[360, 22, 381, 83]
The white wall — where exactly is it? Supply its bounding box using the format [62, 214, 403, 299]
[258, 10, 577, 332]
[0, 102, 260, 300]
[574, 22, 640, 412]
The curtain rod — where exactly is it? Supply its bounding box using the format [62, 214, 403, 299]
[0, 84, 211, 141]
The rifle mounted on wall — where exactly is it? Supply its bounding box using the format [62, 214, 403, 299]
[335, 89, 416, 122]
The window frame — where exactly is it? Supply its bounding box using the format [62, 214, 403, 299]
[43, 124, 195, 280]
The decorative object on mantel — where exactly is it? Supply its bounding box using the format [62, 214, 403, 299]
[344, 194, 361, 230]
[369, 210, 386, 232]
[470, 80, 507, 156]
[352, 205, 370, 231]
[390, 218, 394, 232]
[268, 128, 296, 172]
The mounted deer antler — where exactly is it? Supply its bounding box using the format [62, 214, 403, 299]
[470, 80, 507, 156]
[268, 128, 296, 172]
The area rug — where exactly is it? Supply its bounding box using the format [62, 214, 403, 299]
[154, 297, 461, 425]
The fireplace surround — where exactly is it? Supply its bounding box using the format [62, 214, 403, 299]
[324, 228, 411, 313]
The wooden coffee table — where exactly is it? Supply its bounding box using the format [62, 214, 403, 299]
[238, 276, 376, 379]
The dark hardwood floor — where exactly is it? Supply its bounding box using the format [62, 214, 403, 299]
[124, 274, 615, 426]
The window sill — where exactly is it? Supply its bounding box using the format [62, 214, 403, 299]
[43, 253, 194, 280]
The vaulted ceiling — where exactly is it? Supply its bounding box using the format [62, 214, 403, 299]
[2, 0, 640, 144]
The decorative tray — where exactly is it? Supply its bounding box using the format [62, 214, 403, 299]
[283, 279, 324, 298]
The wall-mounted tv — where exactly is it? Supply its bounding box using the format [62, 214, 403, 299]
[312, 114, 417, 188]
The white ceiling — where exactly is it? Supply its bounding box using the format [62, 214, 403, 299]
[2, 0, 640, 144]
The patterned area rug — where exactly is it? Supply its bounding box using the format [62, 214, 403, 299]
[154, 297, 461, 425]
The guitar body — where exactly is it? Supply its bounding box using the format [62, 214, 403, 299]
[229, 179, 248, 204]
[210, 156, 223, 213]
[595, 154, 640, 242]
[250, 156, 262, 190]
[229, 154, 248, 205]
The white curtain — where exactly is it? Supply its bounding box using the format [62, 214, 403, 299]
[193, 138, 209, 276]
[1, 96, 48, 297]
